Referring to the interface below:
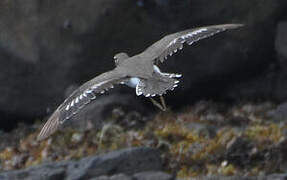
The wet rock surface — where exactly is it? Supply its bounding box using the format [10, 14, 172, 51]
[0, 0, 286, 129]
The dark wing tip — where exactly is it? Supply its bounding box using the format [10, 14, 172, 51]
[37, 109, 61, 141]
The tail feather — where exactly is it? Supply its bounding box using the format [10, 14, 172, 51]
[136, 74, 179, 96]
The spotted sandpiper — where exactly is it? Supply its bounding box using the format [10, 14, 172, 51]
[38, 24, 243, 140]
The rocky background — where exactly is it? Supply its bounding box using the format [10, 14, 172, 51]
[1, 0, 287, 179]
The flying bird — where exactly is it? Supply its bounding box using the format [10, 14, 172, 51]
[37, 24, 243, 141]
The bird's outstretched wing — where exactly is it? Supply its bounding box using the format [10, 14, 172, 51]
[37, 68, 129, 141]
[140, 24, 243, 63]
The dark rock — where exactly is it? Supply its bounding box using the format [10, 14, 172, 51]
[89, 174, 133, 180]
[0, 0, 154, 129]
[224, 69, 276, 101]
[89, 172, 175, 180]
[157, 0, 281, 105]
[187, 177, 255, 180]
[275, 22, 287, 67]
[185, 122, 217, 138]
[266, 101, 287, 121]
[0, 0, 285, 129]
[275, 137, 287, 172]
[184, 174, 287, 180]
[274, 21, 287, 100]
[0, 163, 66, 180]
[265, 173, 287, 180]
[227, 116, 251, 127]
[0, 147, 162, 180]
[66, 147, 162, 180]
[225, 137, 255, 167]
[133, 171, 174, 180]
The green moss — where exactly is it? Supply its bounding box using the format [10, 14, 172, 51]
[244, 124, 283, 143]
[218, 164, 237, 176]
[0, 101, 286, 178]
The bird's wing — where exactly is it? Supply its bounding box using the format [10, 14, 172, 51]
[140, 24, 243, 63]
[37, 69, 129, 141]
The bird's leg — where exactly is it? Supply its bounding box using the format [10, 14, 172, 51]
[149, 97, 165, 111]
[149, 96, 167, 111]
[160, 95, 167, 111]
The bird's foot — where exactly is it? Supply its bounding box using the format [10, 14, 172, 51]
[149, 95, 167, 111]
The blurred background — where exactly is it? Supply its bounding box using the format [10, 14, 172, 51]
[1, 0, 286, 130]
[1, 0, 287, 178]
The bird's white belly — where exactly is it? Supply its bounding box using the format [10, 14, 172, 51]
[126, 77, 140, 88]
[125, 65, 162, 88]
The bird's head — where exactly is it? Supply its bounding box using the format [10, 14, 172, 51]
[113, 52, 129, 66]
